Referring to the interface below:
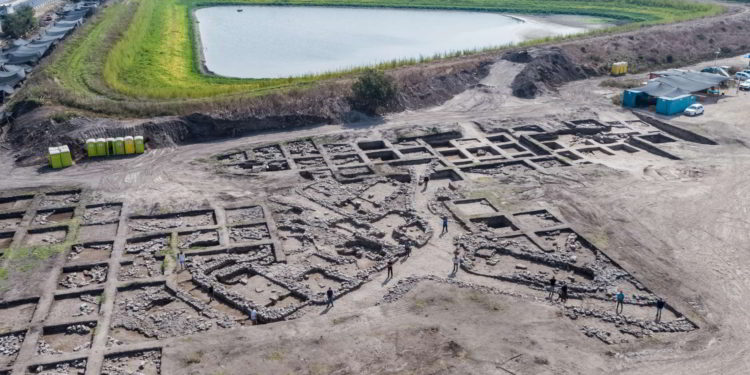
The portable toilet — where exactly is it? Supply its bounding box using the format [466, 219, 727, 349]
[59, 145, 73, 167]
[96, 138, 107, 156]
[134, 136, 145, 154]
[124, 136, 135, 154]
[86, 139, 97, 157]
[106, 138, 116, 155]
[114, 137, 125, 155]
[48, 147, 62, 169]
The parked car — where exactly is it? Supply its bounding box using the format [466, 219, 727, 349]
[736, 72, 750, 81]
[740, 81, 750, 91]
[684, 104, 704, 116]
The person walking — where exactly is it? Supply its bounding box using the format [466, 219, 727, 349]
[655, 298, 665, 322]
[548, 276, 556, 299]
[423, 175, 430, 187]
[404, 243, 411, 258]
[178, 251, 186, 271]
[452, 254, 461, 275]
[386, 258, 395, 279]
[326, 287, 334, 308]
[250, 308, 258, 325]
[616, 290, 625, 315]
[441, 216, 449, 235]
[559, 283, 568, 304]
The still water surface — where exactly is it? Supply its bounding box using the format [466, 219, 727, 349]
[195, 6, 602, 78]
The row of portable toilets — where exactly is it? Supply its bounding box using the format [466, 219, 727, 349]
[85, 136, 145, 157]
[47, 136, 145, 169]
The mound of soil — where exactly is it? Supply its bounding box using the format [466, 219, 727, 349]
[506, 48, 589, 98]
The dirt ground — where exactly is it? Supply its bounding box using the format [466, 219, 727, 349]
[1, 48, 750, 374]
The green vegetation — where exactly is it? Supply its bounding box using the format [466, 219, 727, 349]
[27, 0, 723, 116]
[351, 69, 397, 114]
[3, 5, 38, 39]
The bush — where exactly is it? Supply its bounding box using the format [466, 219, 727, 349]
[3, 5, 37, 39]
[351, 68, 396, 115]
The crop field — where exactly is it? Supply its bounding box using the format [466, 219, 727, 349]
[27, 0, 722, 115]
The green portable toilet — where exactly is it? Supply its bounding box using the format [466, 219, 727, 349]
[86, 139, 97, 157]
[124, 136, 135, 154]
[96, 138, 107, 156]
[114, 137, 125, 155]
[48, 147, 62, 169]
[106, 138, 115, 155]
[60, 145, 73, 167]
[134, 136, 145, 154]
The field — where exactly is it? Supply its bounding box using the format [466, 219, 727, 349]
[23, 0, 722, 116]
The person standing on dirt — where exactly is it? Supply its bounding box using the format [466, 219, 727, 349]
[404, 243, 412, 258]
[178, 251, 186, 271]
[326, 287, 334, 308]
[441, 216, 449, 234]
[452, 254, 461, 275]
[548, 276, 556, 299]
[208, 284, 215, 304]
[386, 258, 395, 280]
[615, 290, 625, 315]
[559, 283, 568, 304]
[250, 308, 258, 325]
[423, 175, 430, 186]
[655, 298, 665, 322]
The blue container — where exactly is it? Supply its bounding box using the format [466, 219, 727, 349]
[655, 95, 696, 115]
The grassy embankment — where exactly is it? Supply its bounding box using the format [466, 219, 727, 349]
[28, 0, 723, 116]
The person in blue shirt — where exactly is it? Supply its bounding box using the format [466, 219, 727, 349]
[441, 216, 449, 234]
[616, 290, 625, 315]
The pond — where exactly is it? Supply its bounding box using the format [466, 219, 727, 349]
[194, 6, 610, 78]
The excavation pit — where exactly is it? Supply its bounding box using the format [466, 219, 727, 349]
[37, 322, 96, 355]
[543, 141, 564, 150]
[487, 134, 511, 143]
[78, 223, 118, 243]
[39, 191, 80, 208]
[229, 223, 270, 243]
[557, 151, 583, 160]
[252, 145, 284, 161]
[293, 157, 326, 170]
[125, 235, 170, 256]
[0, 298, 37, 332]
[48, 291, 101, 323]
[23, 227, 68, 246]
[366, 150, 399, 162]
[178, 229, 220, 249]
[82, 203, 122, 224]
[331, 154, 364, 166]
[67, 242, 113, 264]
[439, 149, 468, 162]
[609, 144, 640, 154]
[102, 350, 161, 375]
[119, 256, 163, 281]
[640, 133, 677, 144]
[128, 210, 216, 233]
[217, 151, 247, 164]
[0, 212, 23, 230]
[58, 264, 108, 289]
[470, 215, 518, 234]
[32, 208, 75, 226]
[499, 143, 528, 154]
[453, 199, 498, 216]
[0, 195, 34, 212]
[360, 181, 401, 204]
[577, 147, 615, 158]
[27, 358, 87, 374]
[466, 146, 500, 159]
[456, 138, 482, 146]
[225, 205, 264, 224]
[301, 270, 344, 295]
[357, 140, 387, 151]
[400, 147, 433, 158]
[286, 139, 320, 156]
[535, 228, 598, 264]
[512, 210, 562, 229]
[220, 271, 294, 307]
[265, 159, 291, 171]
[0, 331, 25, 367]
[323, 143, 355, 154]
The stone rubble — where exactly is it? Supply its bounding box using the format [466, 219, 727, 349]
[59, 266, 108, 289]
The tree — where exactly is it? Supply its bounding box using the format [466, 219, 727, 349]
[351, 68, 397, 115]
[3, 6, 38, 39]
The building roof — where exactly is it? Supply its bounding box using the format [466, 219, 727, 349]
[632, 69, 728, 98]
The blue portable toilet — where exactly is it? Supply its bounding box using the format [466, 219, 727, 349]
[655, 95, 696, 115]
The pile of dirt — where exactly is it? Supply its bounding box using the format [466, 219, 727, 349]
[506, 48, 590, 98]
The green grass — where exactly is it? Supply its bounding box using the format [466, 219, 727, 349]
[28, 0, 723, 115]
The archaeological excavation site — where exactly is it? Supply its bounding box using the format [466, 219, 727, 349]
[1, 0, 750, 370]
